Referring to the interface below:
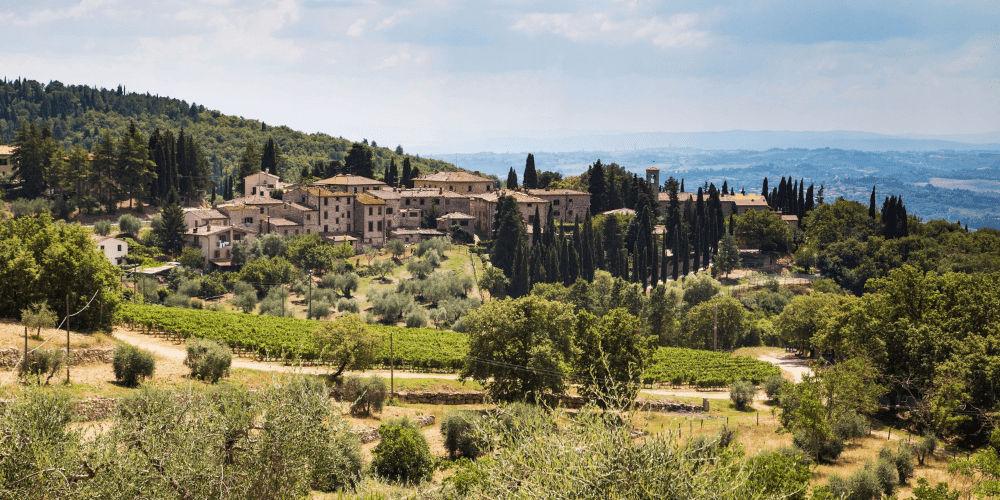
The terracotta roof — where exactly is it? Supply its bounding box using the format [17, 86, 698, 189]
[284, 202, 315, 212]
[390, 228, 446, 236]
[228, 194, 283, 206]
[0, 145, 15, 155]
[414, 171, 493, 183]
[314, 174, 386, 187]
[472, 190, 547, 204]
[724, 194, 769, 207]
[267, 217, 301, 227]
[780, 215, 799, 221]
[437, 212, 475, 220]
[324, 234, 358, 243]
[292, 186, 340, 197]
[186, 225, 249, 236]
[246, 171, 280, 181]
[657, 192, 697, 203]
[526, 188, 590, 197]
[601, 208, 636, 216]
[90, 235, 126, 244]
[356, 192, 386, 205]
[183, 208, 226, 220]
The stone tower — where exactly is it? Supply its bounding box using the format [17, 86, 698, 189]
[645, 167, 661, 192]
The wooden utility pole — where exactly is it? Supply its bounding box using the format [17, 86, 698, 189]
[713, 304, 718, 352]
[307, 271, 313, 320]
[390, 329, 395, 397]
[66, 294, 70, 385]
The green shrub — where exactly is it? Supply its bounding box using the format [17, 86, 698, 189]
[336, 297, 359, 314]
[342, 375, 387, 416]
[793, 432, 844, 463]
[828, 467, 881, 500]
[915, 433, 938, 466]
[18, 349, 64, 384]
[311, 425, 364, 492]
[405, 307, 429, 328]
[117, 214, 142, 236]
[911, 478, 961, 500]
[441, 411, 485, 460]
[832, 411, 870, 440]
[112, 344, 156, 386]
[371, 417, 435, 483]
[879, 441, 915, 484]
[729, 379, 756, 410]
[874, 458, 899, 496]
[763, 373, 785, 400]
[164, 293, 192, 308]
[184, 338, 232, 383]
[742, 450, 811, 500]
[94, 220, 112, 236]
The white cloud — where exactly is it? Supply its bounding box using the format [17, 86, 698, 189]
[2, 0, 118, 26]
[376, 9, 413, 31]
[375, 50, 429, 69]
[347, 18, 367, 37]
[511, 11, 709, 48]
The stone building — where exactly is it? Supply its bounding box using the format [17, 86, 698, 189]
[412, 171, 494, 194]
[470, 190, 549, 238]
[313, 174, 386, 194]
[526, 188, 591, 223]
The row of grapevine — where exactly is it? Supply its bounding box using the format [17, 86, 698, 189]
[642, 347, 781, 387]
[116, 305, 468, 371]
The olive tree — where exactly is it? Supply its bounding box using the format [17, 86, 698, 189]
[313, 314, 383, 379]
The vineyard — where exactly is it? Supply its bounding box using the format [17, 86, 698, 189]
[116, 305, 468, 371]
[643, 347, 781, 388]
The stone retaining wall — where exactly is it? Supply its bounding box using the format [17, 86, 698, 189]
[0, 348, 114, 368]
[392, 391, 707, 412]
[356, 414, 436, 444]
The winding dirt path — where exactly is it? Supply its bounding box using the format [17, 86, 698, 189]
[758, 353, 811, 382]
[112, 328, 459, 380]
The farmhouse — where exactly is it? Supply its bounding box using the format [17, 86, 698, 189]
[470, 190, 549, 238]
[0, 145, 13, 175]
[92, 235, 128, 265]
[525, 188, 591, 223]
[244, 170, 288, 198]
[412, 171, 494, 194]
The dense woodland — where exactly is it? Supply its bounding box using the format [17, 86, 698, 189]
[0, 78, 460, 196]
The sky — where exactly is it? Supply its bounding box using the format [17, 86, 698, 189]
[1, 0, 999, 153]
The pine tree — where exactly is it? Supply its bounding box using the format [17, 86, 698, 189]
[157, 199, 187, 255]
[523, 153, 538, 189]
[506, 167, 518, 189]
[345, 143, 375, 178]
[581, 210, 595, 281]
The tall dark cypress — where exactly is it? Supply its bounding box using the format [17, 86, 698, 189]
[660, 233, 668, 284]
[506, 167, 518, 189]
[523, 153, 538, 189]
[581, 210, 595, 281]
[682, 204, 692, 276]
[532, 207, 542, 246]
[806, 184, 815, 212]
[650, 236, 659, 286]
[761, 177, 769, 200]
[508, 239, 530, 298]
[261, 137, 278, 174]
[588, 159, 607, 214]
[797, 180, 805, 219]
[694, 188, 704, 272]
[546, 244, 561, 284]
[560, 237, 571, 285]
[401, 158, 412, 188]
[543, 204, 556, 248]
[869, 186, 878, 219]
[530, 246, 545, 286]
[387, 159, 398, 187]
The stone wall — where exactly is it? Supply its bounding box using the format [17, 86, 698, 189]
[0, 397, 118, 421]
[392, 391, 707, 413]
[356, 414, 436, 444]
[0, 348, 114, 368]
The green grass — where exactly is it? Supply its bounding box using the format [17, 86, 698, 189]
[644, 347, 781, 387]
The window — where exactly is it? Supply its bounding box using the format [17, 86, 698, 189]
[347, 211, 351, 218]
[377, 221, 382, 231]
[449, 185, 453, 191]
[553, 211, 561, 217]
[378, 207, 382, 215]
[335, 205, 339, 212]
[244, 217, 253, 224]
[0, 159, 7, 166]
[99, 245, 104, 250]
[259, 207, 264, 214]
[569, 199, 573, 203]
[386, 208, 393, 214]
[284, 230, 288, 236]
[252, 187, 257, 195]
[467, 185, 472, 192]
[353, 187, 358, 193]
[306, 214, 311, 221]
[324, 212, 328, 219]
[368, 207, 373, 216]
[324, 198, 328, 206]
[554, 199, 560, 206]
[117, 244, 122, 252]
[368, 221, 373, 232]
[460, 220, 468, 226]
[568, 210, 574, 216]
[336, 218, 339, 224]
[336, 197, 340, 202]
[215, 250, 220, 258]
[420, 199, 425, 205]
[300, 196, 306, 203]
[406, 199, 411, 205]
[307, 229, 311, 234]
[324, 225, 328, 232]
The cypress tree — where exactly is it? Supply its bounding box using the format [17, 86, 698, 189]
[401, 158, 412, 188]
[543, 204, 556, 247]
[588, 159, 607, 214]
[721, 180, 728, 195]
[530, 245, 545, 286]
[682, 204, 692, 276]
[523, 153, 538, 189]
[797, 179, 805, 219]
[650, 236, 659, 286]
[261, 137, 278, 174]
[806, 184, 815, 212]
[660, 233, 668, 284]
[761, 177, 769, 200]
[508, 239, 530, 298]
[532, 206, 542, 246]
[491, 195, 525, 278]
[506, 167, 518, 189]
[581, 210, 595, 281]
[387, 159, 398, 187]
[546, 243, 561, 284]
[680, 179, 685, 192]
[869, 185, 877, 219]
[694, 188, 704, 271]
[593, 228, 605, 273]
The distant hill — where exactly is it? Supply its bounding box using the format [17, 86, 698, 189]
[0, 78, 461, 184]
[420, 130, 1000, 156]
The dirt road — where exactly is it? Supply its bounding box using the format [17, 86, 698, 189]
[758, 354, 811, 382]
[112, 328, 459, 380]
